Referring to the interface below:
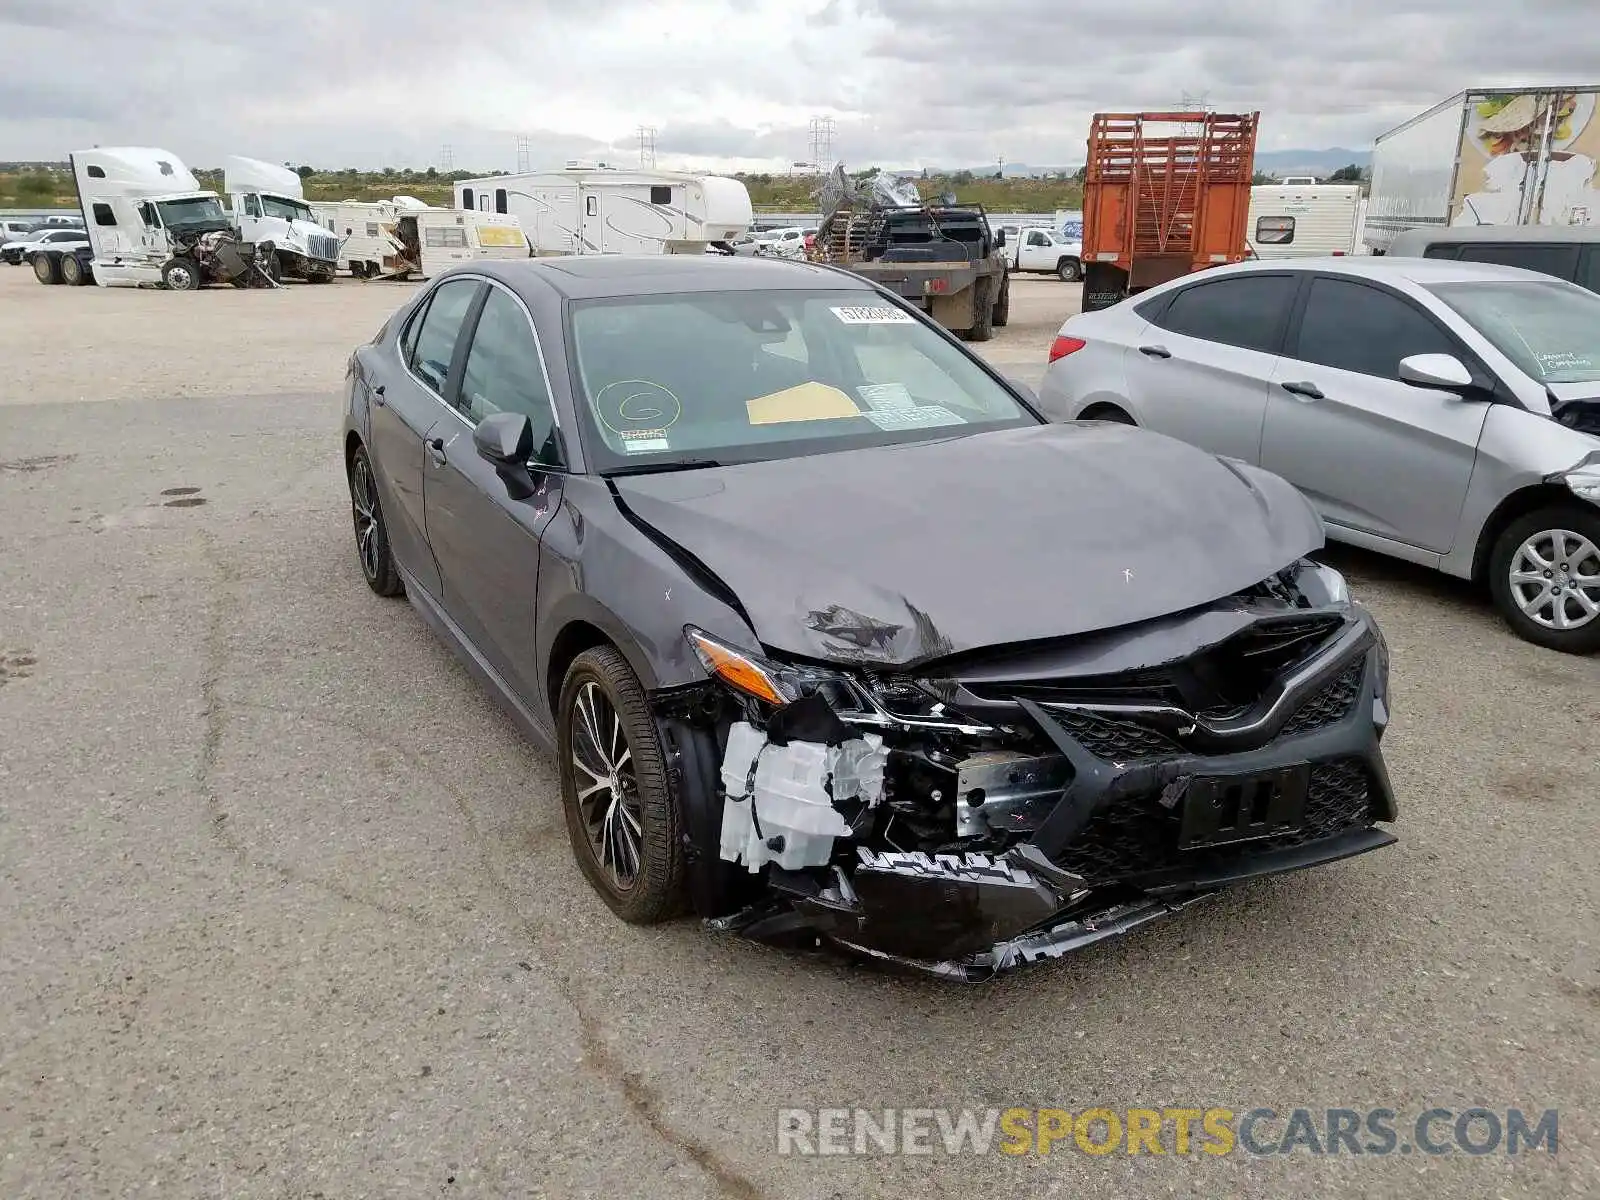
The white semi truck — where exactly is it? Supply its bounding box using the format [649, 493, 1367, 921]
[452, 162, 752, 255]
[68, 146, 271, 289]
[222, 156, 339, 282]
[1365, 86, 1600, 253]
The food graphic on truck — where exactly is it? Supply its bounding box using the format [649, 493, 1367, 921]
[1453, 92, 1600, 227]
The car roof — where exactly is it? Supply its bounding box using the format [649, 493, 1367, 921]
[1390, 224, 1600, 252]
[1185, 255, 1571, 288]
[465, 254, 875, 300]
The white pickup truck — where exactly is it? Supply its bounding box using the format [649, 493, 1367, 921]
[996, 224, 1083, 281]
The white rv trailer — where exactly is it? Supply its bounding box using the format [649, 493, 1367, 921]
[310, 200, 528, 279]
[68, 146, 235, 287]
[1246, 183, 1365, 259]
[453, 162, 753, 255]
[222, 156, 339, 281]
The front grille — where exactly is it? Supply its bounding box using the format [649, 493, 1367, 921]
[1050, 758, 1374, 885]
[1048, 708, 1183, 760]
[310, 232, 339, 261]
[1280, 661, 1364, 737]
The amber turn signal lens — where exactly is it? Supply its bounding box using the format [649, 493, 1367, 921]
[685, 629, 787, 706]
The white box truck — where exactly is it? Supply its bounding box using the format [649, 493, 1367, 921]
[1365, 86, 1600, 253]
[222, 156, 339, 282]
[69, 146, 272, 289]
[453, 162, 752, 255]
[1246, 183, 1364, 258]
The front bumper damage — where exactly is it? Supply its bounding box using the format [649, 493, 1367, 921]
[673, 571, 1398, 982]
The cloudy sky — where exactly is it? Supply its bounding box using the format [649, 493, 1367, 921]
[2, 0, 1592, 173]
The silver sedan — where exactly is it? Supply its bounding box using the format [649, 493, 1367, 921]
[1036, 256, 1600, 654]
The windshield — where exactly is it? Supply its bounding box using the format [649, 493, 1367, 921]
[155, 196, 229, 229]
[568, 288, 1038, 470]
[260, 194, 314, 223]
[1429, 279, 1600, 385]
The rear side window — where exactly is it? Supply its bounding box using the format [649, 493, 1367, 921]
[1154, 275, 1298, 353]
[1576, 247, 1600, 295]
[1423, 243, 1461, 260]
[1453, 242, 1579, 281]
[407, 279, 480, 393]
[1292, 277, 1459, 380]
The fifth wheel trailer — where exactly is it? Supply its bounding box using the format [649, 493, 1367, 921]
[1365, 86, 1600, 253]
[1245, 184, 1364, 258]
[453, 163, 753, 255]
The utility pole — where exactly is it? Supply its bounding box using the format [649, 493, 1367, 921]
[515, 135, 531, 174]
[636, 125, 657, 169]
[807, 116, 835, 174]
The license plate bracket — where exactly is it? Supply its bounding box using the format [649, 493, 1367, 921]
[1177, 763, 1311, 850]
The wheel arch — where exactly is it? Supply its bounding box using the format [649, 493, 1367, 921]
[1079, 400, 1137, 424]
[1470, 483, 1581, 584]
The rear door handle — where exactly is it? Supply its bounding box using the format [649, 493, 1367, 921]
[1280, 380, 1325, 400]
[426, 436, 447, 466]
[1138, 344, 1172, 359]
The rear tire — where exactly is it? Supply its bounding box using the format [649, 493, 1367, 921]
[1488, 506, 1600, 655]
[60, 254, 84, 286]
[32, 254, 59, 285]
[962, 280, 995, 342]
[558, 646, 685, 924]
[1057, 257, 1082, 282]
[992, 274, 1011, 328]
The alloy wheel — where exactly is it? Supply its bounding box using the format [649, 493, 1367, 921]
[1508, 527, 1600, 631]
[350, 453, 380, 580]
[569, 680, 643, 890]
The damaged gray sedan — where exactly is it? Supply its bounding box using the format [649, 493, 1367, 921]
[342, 255, 1398, 981]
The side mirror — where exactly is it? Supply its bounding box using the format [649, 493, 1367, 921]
[1399, 353, 1476, 393]
[473, 411, 533, 464]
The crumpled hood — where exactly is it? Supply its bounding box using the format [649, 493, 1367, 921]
[613, 422, 1325, 668]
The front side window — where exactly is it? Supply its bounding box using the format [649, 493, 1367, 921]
[456, 288, 561, 464]
[1429, 278, 1600, 384]
[568, 290, 1037, 470]
[1155, 275, 1298, 354]
[1026, 231, 1050, 247]
[243, 194, 262, 218]
[1294, 278, 1458, 380]
[407, 279, 480, 393]
[1256, 216, 1295, 245]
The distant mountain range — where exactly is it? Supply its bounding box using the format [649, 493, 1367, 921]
[899, 148, 1373, 179]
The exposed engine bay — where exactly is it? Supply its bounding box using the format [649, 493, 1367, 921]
[660, 558, 1397, 981]
[166, 227, 281, 289]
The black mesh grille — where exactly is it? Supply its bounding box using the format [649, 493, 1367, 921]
[1280, 662, 1364, 737]
[1049, 709, 1184, 760]
[1050, 758, 1374, 885]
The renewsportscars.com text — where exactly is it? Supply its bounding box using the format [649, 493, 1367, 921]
[776, 1106, 1558, 1158]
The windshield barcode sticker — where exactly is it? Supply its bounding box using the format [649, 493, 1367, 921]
[831, 306, 915, 325]
[620, 429, 671, 453]
[857, 383, 915, 411]
[862, 405, 964, 431]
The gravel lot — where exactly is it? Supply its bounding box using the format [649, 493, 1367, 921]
[1, 265, 1595, 1199]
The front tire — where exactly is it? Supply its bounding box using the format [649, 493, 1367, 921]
[161, 257, 201, 291]
[558, 647, 684, 924]
[347, 444, 403, 597]
[1488, 507, 1600, 654]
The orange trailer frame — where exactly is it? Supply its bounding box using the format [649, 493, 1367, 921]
[1081, 111, 1259, 310]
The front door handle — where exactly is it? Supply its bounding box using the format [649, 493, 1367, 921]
[1138, 344, 1172, 359]
[1280, 380, 1325, 400]
[372, 383, 386, 407]
[426, 436, 447, 467]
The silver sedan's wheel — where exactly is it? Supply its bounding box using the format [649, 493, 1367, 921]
[1508, 527, 1600, 631]
[1489, 507, 1600, 654]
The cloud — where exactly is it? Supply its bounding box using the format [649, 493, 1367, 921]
[0, 0, 1593, 171]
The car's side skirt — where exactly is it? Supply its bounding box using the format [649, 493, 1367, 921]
[395, 562, 557, 754]
[1322, 520, 1448, 574]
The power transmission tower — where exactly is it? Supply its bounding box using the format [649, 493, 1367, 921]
[440, 144, 454, 172]
[808, 116, 835, 173]
[515, 135, 531, 174]
[636, 125, 657, 169]
[1177, 92, 1212, 139]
